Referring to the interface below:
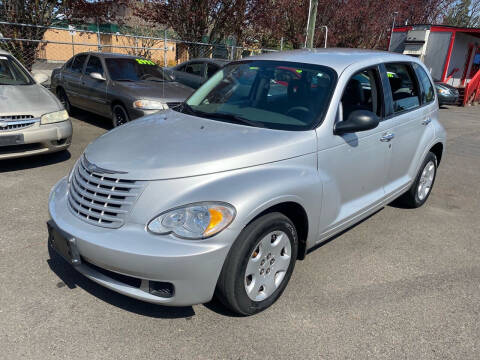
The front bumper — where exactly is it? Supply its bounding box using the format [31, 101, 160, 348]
[48, 177, 233, 306]
[0, 120, 72, 159]
[438, 94, 459, 106]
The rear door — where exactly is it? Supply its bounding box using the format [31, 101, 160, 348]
[381, 62, 434, 195]
[62, 54, 87, 107]
[79, 55, 109, 116]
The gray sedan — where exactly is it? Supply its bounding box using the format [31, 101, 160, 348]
[0, 49, 72, 159]
[51, 52, 194, 127]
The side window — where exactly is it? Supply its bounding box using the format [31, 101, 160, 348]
[207, 63, 219, 78]
[185, 63, 205, 77]
[64, 58, 74, 71]
[413, 63, 435, 104]
[176, 64, 186, 72]
[85, 56, 104, 76]
[341, 67, 382, 121]
[71, 54, 87, 74]
[385, 63, 420, 113]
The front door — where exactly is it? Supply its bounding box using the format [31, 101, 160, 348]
[317, 66, 391, 237]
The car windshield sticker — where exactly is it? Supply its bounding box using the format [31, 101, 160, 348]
[136, 59, 156, 65]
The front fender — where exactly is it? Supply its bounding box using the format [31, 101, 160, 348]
[129, 153, 322, 247]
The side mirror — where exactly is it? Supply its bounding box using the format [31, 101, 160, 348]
[334, 110, 380, 135]
[33, 73, 49, 84]
[90, 72, 106, 81]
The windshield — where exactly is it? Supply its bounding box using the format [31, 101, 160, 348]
[181, 60, 336, 130]
[0, 55, 33, 85]
[105, 58, 173, 82]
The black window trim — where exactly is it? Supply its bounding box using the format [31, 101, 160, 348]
[381, 61, 426, 120]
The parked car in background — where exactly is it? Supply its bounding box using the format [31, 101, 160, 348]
[434, 80, 459, 106]
[51, 52, 194, 127]
[0, 49, 72, 160]
[168, 58, 229, 89]
[48, 49, 445, 315]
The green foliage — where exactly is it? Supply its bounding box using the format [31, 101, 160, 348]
[444, 0, 480, 27]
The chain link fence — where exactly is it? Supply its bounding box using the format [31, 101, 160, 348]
[0, 21, 279, 73]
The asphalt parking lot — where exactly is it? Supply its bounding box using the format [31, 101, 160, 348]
[1, 106, 479, 359]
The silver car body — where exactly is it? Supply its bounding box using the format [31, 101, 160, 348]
[0, 49, 72, 159]
[49, 49, 446, 306]
[50, 52, 194, 120]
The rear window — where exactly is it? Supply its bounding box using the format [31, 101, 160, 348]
[413, 63, 435, 104]
[71, 54, 87, 74]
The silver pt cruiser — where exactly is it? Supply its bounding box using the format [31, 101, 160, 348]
[48, 49, 446, 315]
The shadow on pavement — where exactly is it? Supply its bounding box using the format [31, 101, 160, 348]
[307, 208, 384, 255]
[0, 150, 71, 173]
[47, 244, 196, 319]
[71, 109, 112, 131]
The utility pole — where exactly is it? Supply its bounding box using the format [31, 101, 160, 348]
[305, 0, 318, 48]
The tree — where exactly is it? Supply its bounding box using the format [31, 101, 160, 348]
[0, 0, 65, 69]
[0, 0, 114, 69]
[444, 0, 480, 27]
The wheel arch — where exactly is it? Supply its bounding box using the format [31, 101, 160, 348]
[246, 201, 309, 260]
[430, 142, 444, 165]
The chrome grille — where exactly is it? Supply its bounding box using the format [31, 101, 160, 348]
[0, 115, 37, 132]
[68, 156, 144, 228]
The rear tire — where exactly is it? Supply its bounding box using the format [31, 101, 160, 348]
[397, 152, 437, 208]
[215, 212, 298, 316]
[112, 104, 130, 128]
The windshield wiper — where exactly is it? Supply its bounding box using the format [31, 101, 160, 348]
[115, 78, 135, 82]
[210, 112, 265, 128]
[182, 105, 264, 128]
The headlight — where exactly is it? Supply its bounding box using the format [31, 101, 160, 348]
[436, 86, 450, 95]
[133, 99, 169, 110]
[148, 202, 236, 239]
[40, 110, 69, 125]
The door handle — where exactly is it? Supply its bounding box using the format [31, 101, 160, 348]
[380, 133, 395, 142]
[422, 118, 432, 125]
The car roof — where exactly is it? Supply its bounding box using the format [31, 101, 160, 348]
[72, 52, 143, 60]
[242, 48, 422, 74]
[180, 58, 229, 66]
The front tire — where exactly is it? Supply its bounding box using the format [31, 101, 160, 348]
[112, 104, 130, 128]
[216, 212, 298, 315]
[398, 151, 437, 208]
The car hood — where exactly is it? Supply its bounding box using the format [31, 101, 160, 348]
[84, 110, 316, 181]
[115, 81, 194, 103]
[0, 84, 62, 117]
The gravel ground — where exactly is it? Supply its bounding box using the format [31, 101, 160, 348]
[1, 106, 479, 360]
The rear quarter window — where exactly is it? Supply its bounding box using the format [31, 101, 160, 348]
[413, 63, 435, 104]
